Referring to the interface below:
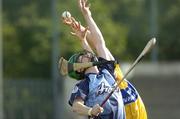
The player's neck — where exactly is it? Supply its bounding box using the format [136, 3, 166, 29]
[85, 66, 99, 74]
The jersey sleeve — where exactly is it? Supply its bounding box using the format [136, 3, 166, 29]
[68, 80, 89, 106]
[97, 57, 115, 75]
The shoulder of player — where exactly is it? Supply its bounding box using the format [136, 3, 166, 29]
[76, 78, 90, 87]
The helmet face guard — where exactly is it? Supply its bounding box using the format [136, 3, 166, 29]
[68, 50, 98, 80]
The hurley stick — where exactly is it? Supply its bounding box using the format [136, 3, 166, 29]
[100, 37, 156, 107]
[92, 38, 156, 119]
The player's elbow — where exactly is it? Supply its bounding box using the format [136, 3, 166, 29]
[72, 101, 83, 113]
[72, 102, 79, 113]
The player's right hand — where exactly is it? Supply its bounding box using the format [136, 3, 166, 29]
[91, 104, 104, 116]
[78, 0, 91, 16]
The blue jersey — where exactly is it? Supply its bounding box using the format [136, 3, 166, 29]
[69, 58, 126, 119]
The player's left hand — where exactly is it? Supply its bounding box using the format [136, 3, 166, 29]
[91, 104, 104, 116]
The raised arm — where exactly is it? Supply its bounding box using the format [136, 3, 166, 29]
[62, 16, 95, 50]
[62, 0, 114, 60]
[78, 0, 114, 61]
[71, 24, 93, 53]
[67, 21, 99, 74]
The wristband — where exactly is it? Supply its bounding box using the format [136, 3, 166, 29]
[88, 108, 92, 116]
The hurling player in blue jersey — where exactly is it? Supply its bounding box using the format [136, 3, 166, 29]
[62, 0, 126, 119]
[63, 0, 148, 119]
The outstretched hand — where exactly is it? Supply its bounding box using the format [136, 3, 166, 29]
[78, 0, 91, 16]
[62, 16, 78, 29]
[62, 16, 89, 42]
[71, 22, 89, 42]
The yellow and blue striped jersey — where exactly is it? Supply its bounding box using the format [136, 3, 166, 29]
[114, 64, 148, 119]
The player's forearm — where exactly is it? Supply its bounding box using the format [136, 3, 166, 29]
[81, 40, 93, 53]
[72, 20, 92, 39]
[83, 14, 114, 60]
[83, 14, 105, 46]
[79, 26, 94, 45]
[75, 24, 95, 50]
[72, 101, 92, 116]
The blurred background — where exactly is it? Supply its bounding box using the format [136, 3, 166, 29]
[1, 0, 180, 119]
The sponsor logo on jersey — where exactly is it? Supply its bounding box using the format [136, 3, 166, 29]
[96, 82, 120, 96]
